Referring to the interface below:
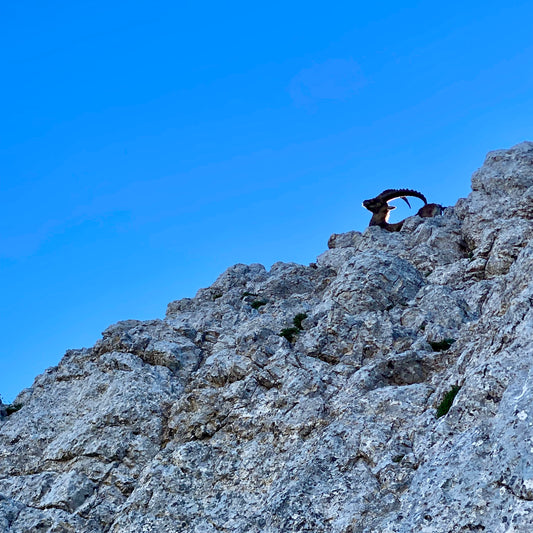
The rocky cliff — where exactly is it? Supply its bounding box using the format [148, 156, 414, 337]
[1, 142, 533, 532]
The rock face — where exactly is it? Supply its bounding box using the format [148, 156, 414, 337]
[1, 142, 533, 532]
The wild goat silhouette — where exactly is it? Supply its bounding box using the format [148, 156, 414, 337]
[362, 189, 443, 232]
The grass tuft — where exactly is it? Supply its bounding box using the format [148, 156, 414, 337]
[279, 327, 300, 343]
[293, 313, 308, 330]
[251, 300, 267, 310]
[436, 385, 461, 418]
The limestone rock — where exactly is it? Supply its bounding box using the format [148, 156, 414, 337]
[1, 141, 533, 532]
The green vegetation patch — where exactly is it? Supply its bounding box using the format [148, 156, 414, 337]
[429, 338, 456, 352]
[293, 313, 308, 331]
[279, 313, 309, 343]
[279, 327, 300, 343]
[6, 403, 23, 416]
[251, 300, 268, 310]
[241, 291, 257, 298]
[436, 385, 461, 418]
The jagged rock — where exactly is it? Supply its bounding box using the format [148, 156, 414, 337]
[1, 142, 533, 532]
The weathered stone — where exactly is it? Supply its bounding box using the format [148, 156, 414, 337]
[2, 142, 533, 532]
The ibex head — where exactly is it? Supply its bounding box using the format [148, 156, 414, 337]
[363, 188, 442, 232]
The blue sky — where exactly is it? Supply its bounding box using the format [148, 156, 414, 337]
[1, 0, 532, 402]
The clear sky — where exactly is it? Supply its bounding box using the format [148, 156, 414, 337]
[1, 0, 532, 403]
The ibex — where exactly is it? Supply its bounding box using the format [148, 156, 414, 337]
[362, 188, 443, 232]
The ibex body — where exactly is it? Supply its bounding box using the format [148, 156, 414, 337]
[362, 188, 443, 232]
[417, 203, 444, 218]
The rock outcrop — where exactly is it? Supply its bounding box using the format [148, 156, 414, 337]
[1, 142, 533, 532]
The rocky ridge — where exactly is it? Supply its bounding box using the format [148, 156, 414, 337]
[1, 142, 533, 532]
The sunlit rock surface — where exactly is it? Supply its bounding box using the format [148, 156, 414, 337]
[1, 142, 533, 532]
